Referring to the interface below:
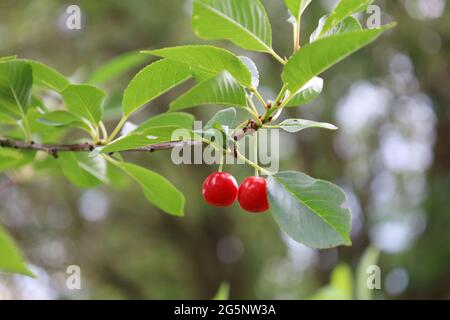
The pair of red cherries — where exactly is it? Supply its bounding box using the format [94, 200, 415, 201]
[202, 172, 269, 213]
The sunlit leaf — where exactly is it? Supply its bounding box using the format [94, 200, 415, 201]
[204, 107, 237, 131]
[310, 15, 362, 42]
[0, 224, 35, 277]
[57, 152, 107, 188]
[142, 45, 252, 87]
[279, 118, 337, 133]
[37, 110, 91, 132]
[192, 0, 273, 53]
[116, 162, 185, 217]
[25, 60, 70, 92]
[61, 84, 106, 125]
[101, 126, 194, 153]
[213, 282, 230, 300]
[0, 147, 36, 172]
[135, 112, 195, 132]
[286, 77, 323, 107]
[282, 25, 395, 97]
[87, 51, 148, 85]
[284, 0, 312, 19]
[320, 0, 373, 38]
[0, 60, 32, 117]
[356, 246, 380, 300]
[311, 264, 353, 300]
[122, 59, 191, 116]
[239, 56, 259, 88]
[267, 171, 351, 249]
[170, 71, 246, 111]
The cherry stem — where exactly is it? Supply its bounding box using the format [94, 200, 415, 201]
[253, 133, 259, 177]
[218, 151, 224, 172]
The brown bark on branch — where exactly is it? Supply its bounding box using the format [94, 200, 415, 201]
[0, 123, 256, 157]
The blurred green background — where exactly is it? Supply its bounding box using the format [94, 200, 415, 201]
[0, 0, 449, 299]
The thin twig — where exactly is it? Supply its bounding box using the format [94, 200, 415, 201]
[0, 125, 256, 156]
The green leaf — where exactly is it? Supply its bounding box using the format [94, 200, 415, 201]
[311, 264, 353, 300]
[25, 60, 70, 92]
[267, 171, 351, 249]
[311, 15, 362, 42]
[37, 110, 91, 132]
[101, 126, 193, 153]
[213, 282, 230, 300]
[122, 59, 191, 117]
[142, 45, 252, 88]
[204, 107, 237, 131]
[356, 247, 380, 300]
[191, 68, 216, 83]
[0, 148, 36, 172]
[26, 109, 63, 136]
[320, 0, 373, 38]
[57, 152, 107, 188]
[192, 0, 273, 53]
[282, 24, 395, 96]
[0, 55, 17, 62]
[0, 111, 17, 124]
[61, 84, 106, 125]
[286, 77, 323, 107]
[284, 0, 312, 19]
[136, 112, 195, 132]
[0, 60, 32, 117]
[239, 56, 259, 88]
[170, 71, 246, 111]
[87, 51, 148, 85]
[116, 162, 185, 217]
[279, 118, 337, 133]
[0, 224, 35, 277]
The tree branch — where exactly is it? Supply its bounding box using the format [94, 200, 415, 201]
[0, 121, 257, 157]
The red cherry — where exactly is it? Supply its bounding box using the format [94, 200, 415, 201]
[238, 176, 269, 213]
[202, 172, 238, 207]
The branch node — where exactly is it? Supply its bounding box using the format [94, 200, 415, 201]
[49, 149, 59, 159]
